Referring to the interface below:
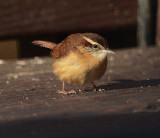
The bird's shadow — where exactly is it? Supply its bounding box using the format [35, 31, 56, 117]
[97, 79, 160, 91]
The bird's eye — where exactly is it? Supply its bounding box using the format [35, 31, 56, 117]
[93, 44, 98, 48]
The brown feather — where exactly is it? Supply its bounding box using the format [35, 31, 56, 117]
[32, 41, 56, 49]
[50, 33, 85, 58]
[32, 33, 107, 58]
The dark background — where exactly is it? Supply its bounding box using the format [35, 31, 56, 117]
[0, 0, 158, 59]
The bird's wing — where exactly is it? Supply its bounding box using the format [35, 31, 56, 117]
[32, 33, 83, 58]
[50, 34, 82, 58]
[32, 41, 56, 49]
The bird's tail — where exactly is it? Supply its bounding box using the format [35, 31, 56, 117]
[32, 40, 56, 49]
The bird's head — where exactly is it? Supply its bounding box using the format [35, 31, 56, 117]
[78, 33, 115, 60]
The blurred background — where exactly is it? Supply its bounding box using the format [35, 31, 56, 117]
[0, 0, 159, 59]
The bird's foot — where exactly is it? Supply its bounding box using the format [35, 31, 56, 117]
[93, 88, 105, 92]
[93, 88, 97, 92]
[97, 88, 105, 92]
[92, 82, 105, 92]
[57, 90, 76, 95]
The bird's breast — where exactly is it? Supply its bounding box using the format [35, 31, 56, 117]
[52, 51, 107, 85]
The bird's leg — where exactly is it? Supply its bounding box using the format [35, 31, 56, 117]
[92, 82, 97, 91]
[57, 81, 76, 95]
[62, 81, 65, 91]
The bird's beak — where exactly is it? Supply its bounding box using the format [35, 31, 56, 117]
[101, 49, 115, 54]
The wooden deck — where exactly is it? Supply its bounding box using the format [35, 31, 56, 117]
[0, 0, 137, 38]
[0, 47, 160, 137]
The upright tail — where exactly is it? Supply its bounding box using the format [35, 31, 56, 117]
[32, 40, 56, 49]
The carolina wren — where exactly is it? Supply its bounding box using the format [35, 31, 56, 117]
[32, 33, 115, 95]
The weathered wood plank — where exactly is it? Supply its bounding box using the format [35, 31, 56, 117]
[0, 47, 160, 137]
[156, 0, 160, 46]
[0, 0, 137, 38]
[137, 0, 156, 47]
[0, 40, 18, 59]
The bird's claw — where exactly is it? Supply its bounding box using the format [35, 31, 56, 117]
[57, 90, 76, 95]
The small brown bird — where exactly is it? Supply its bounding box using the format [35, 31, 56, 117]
[32, 33, 115, 95]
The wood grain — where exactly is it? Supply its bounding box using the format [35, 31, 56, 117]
[0, 47, 160, 137]
[0, 0, 137, 38]
[156, 0, 160, 46]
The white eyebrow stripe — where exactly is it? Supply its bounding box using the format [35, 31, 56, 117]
[83, 36, 104, 49]
[83, 36, 99, 45]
